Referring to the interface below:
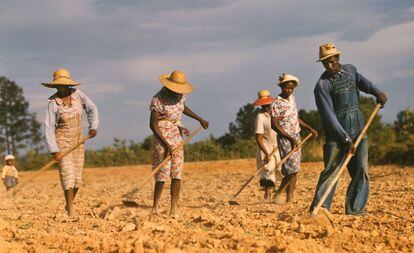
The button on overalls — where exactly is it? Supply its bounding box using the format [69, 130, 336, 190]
[311, 70, 369, 215]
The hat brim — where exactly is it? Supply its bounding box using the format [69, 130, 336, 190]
[4, 156, 15, 161]
[317, 52, 341, 62]
[42, 78, 80, 88]
[159, 74, 193, 94]
[253, 97, 275, 106]
[278, 79, 299, 87]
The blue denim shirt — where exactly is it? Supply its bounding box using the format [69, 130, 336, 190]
[314, 64, 382, 143]
[44, 89, 99, 153]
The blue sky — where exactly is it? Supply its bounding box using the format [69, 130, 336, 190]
[0, 0, 413, 149]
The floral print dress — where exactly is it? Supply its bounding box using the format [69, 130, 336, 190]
[271, 95, 301, 176]
[150, 87, 185, 182]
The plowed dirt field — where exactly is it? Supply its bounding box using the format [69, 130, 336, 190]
[1, 160, 413, 252]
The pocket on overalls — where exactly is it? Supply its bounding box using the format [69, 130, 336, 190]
[333, 84, 352, 109]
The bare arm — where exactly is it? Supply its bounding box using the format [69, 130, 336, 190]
[255, 134, 269, 157]
[183, 104, 209, 129]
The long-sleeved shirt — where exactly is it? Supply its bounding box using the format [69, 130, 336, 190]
[314, 64, 382, 143]
[45, 89, 99, 153]
[2, 165, 18, 179]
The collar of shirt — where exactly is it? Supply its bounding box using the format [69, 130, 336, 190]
[277, 95, 293, 103]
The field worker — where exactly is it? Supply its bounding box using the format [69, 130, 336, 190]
[310, 43, 387, 215]
[2, 155, 18, 191]
[271, 73, 318, 204]
[150, 70, 209, 218]
[253, 90, 281, 201]
[43, 68, 99, 217]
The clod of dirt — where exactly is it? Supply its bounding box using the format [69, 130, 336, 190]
[153, 226, 166, 233]
[122, 222, 136, 232]
[18, 223, 33, 229]
[99, 206, 121, 220]
[278, 211, 296, 223]
[297, 214, 333, 228]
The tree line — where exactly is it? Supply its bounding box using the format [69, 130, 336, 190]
[81, 96, 414, 168]
[1, 76, 413, 170]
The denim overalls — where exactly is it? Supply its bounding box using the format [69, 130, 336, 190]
[311, 69, 369, 215]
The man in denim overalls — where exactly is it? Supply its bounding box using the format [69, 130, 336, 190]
[310, 43, 388, 215]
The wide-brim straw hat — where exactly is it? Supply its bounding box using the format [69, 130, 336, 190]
[42, 68, 81, 88]
[277, 73, 299, 87]
[253, 89, 275, 106]
[4, 155, 15, 161]
[159, 70, 193, 94]
[317, 42, 341, 62]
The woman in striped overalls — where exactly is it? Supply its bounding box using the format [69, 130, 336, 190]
[44, 69, 99, 217]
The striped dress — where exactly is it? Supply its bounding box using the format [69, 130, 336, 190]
[54, 93, 85, 190]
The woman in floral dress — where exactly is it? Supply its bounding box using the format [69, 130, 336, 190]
[271, 73, 318, 203]
[150, 70, 209, 218]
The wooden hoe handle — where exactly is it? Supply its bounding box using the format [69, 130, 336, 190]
[231, 133, 314, 200]
[13, 136, 90, 196]
[123, 126, 204, 198]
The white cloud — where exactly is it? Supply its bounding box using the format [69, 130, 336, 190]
[0, 0, 413, 147]
[124, 49, 252, 84]
[341, 21, 414, 83]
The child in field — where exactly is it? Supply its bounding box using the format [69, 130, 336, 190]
[2, 155, 18, 191]
[253, 90, 281, 201]
[271, 73, 318, 203]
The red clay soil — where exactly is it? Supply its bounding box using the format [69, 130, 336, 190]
[0, 160, 413, 252]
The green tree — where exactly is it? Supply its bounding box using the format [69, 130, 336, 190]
[27, 113, 43, 151]
[394, 109, 414, 142]
[0, 77, 42, 155]
[298, 109, 324, 137]
[232, 104, 259, 140]
[141, 135, 153, 150]
[217, 103, 259, 147]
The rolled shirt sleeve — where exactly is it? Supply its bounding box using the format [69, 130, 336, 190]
[255, 114, 265, 134]
[314, 80, 350, 143]
[45, 100, 59, 153]
[77, 90, 99, 130]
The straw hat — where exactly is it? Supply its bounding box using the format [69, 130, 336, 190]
[159, 70, 193, 94]
[277, 73, 299, 87]
[253, 89, 275, 106]
[317, 42, 341, 62]
[4, 155, 15, 161]
[42, 69, 80, 88]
